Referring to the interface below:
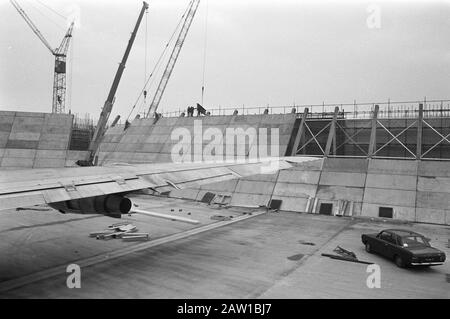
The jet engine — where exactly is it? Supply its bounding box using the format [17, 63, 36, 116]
[49, 194, 132, 218]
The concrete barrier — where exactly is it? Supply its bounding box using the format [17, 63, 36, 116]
[0, 111, 89, 169]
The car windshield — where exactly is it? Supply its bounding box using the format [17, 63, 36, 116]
[400, 235, 430, 248]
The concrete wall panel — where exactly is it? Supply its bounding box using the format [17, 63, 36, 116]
[235, 180, 275, 195]
[361, 202, 416, 221]
[277, 170, 320, 184]
[415, 208, 446, 224]
[5, 140, 39, 149]
[417, 176, 450, 193]
[270, 196, 309, 212]
[4, 148, 36, 158]
[363, 188, 416, 207]
[319, 172, 366, 187]
[34, 158, 66, 168]
[1, 157, 34, 167]
[230, 193, 270, 207]
[273, 182, 317, 198]
[323, 158, 368, 173]
[416, 191, 450, 210]
[369, 159, 418, 175]
[316, 185, 364, 202]
[418, 161, 450, 177]
[366, 173, 417, 191]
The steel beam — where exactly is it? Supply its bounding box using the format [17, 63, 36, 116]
[416, 103, 423, 160]
[368, 105, 379, 158]
[324, 107, 339, 156]
[291, 108, 308, 156]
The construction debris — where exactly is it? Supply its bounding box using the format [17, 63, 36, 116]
[321, 245, 373, 265]
[89, 230, 115, 238]
[333, 246, 357, 259]
[299, 240, 316, 246]
[211, 215, 232, 221]
[108, 221, 132, 229]
[90, 223, 149, 242]
[122, 233, 150, 241]
[321, 253, 373, 265]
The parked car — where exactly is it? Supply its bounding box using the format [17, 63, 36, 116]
[361, 229, 446, 268]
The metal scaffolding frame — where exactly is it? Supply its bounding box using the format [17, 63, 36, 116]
[292, 103, 450, 161]
[291, 108, 332, 156]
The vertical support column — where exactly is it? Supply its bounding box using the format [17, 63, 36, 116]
[291, 108, 309, 156]
[368, 105, 379, 158]
[416, 103, 423, 160]
[324, 106, 339, 157]
[332, 129, 337, 155]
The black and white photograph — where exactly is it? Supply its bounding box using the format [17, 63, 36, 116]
[0, 0, 448, 304]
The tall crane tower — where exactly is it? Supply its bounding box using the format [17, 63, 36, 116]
[146, 0, 201, 118]
[10, 0, 74, 113]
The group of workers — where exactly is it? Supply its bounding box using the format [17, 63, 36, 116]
[185, 103, 209, 117]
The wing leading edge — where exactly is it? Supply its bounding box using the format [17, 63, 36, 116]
[0, 157, 310, 213]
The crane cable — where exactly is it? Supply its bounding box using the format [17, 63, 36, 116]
[201, 0, 208, 106]
[28, 0, 65, 32]
[126, 2, 192, 121]
[136, 1, 193, 118]
[143, 7, 149, 115]
[35, 0, 66, 21]
[144, 7, 148, 86]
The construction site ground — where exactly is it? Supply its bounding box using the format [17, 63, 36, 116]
[0, 195, 448, 298]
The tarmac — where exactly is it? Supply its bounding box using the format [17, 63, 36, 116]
[0, 195, 448, 298]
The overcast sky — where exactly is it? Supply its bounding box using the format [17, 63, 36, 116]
[0, 0, 449, 120]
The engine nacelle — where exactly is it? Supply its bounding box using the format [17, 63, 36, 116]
[49, 195, 132, 218]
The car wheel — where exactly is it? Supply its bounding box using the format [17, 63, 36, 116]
[394, 255, 405, 268]
[365, 243, 372, 253]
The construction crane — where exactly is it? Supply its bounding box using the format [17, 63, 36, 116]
[84, 1, 149, 165]
[146, 0, 201, 118]
[10, 0, 74, 114]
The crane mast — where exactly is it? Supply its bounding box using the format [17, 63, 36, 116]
[53, 22, 74, 114]
[10, 0, 74, 113]
[87, 1, 149, 164]
[146, 0, 201, 118]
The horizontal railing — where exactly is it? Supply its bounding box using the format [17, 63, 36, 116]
[161, 99, 450, 120]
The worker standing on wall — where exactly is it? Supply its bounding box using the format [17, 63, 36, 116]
[186, 106, 193, 117]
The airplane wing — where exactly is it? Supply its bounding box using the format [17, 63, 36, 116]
[0, 157, 305, 215]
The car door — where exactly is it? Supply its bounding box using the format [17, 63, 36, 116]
[384, 233, 401, 259]
[377, 231, 395, 258]
[371, 231, 387, 254]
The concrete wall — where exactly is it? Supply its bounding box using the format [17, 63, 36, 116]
[169, 157, 450, 225]
[0, 111, 89, 169]
[98, 113, 297, 165]
[362, 159, 417, 221]
[416, 161, 450, 224]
